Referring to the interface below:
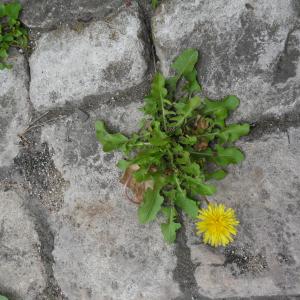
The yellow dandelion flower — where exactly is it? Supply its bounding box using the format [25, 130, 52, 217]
[196, 203, 239, 247]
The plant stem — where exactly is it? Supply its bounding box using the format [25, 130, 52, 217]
[159, 95, 167, 132]
[174, 175, 183, 192]
[190, 151, 212, 157]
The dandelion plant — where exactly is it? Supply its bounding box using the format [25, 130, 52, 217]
[96, 49, 249, 246]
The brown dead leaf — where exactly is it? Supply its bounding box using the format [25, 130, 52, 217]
[195, 116, 209, 130]
[120, 164, 153, 204]
[164, 168, 173, 176]
[195, 140, 208, 151]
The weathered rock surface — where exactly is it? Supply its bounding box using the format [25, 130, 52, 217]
[0, 52, 30, 167]
[40, 104, 181, 300]
[185, 128, 300, 298]
[0, 190, 46, 299]
[19, 0, 123, 29]
[152, 0, 300, 122]
[29, 4, 150, 111]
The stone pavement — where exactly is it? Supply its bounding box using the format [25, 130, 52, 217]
[0, 1, 299, 299]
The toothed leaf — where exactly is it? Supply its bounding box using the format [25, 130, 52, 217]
[216, 124, 250, 143]
[202, 95, 240, 128]
[171, 48, 198, 77]
[161, 207, 181, 243]
[138, 177, 165, 224]
[174, 190, 199, 219]
[170, 96, 201, 127]
[95, 121, 128, 152]
[214, 145, 245, 166]
[205, 169, 228, 180]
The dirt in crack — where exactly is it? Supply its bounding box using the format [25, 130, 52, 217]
[14, 141, 67, 212]
[173, 213, 209, 300]
[14, 142, 68, 300]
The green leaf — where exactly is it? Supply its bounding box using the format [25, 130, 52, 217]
[195, 182, 216, 195]
[149, 121, 170, 146]
[171, 48, 198, 77]
[0, 62, 12, 70]
[179, 135, 197, 145]
[167, 49, 199, 94]
[216, 123, 250, 143]
[143, 73, 167, 117]
[133, 166, 150, 182]
[184, 176, 217, 196]
[170, 96, 201, 126]
[117, 159, 131, 171]
[205, 169, 227, 180]
[191, 145, 245, 167]
[124, 133, 140, 154]
[175, 150, 191, 165]
[166, 76, 178, 96]
[174, 190, 199, 219]
[4, 2, 21, 20]
[0, 49, 8, 58]
[181, 162, 201, 177]
[0, 296, 9, 300]
[151, 0, 159, 9]
[172, 143, 184, 154]
[95, 121, 128, 152]
[161, 207, 181, 243]
[4, 35, 14, 42]
[0, 4, 5, 18]
[202, 95, 240, 127]
[214, 145, 245, 166]
[133, 148, 163, 166]
[138, 179, 165, 224]
[183, 68, 201, 94]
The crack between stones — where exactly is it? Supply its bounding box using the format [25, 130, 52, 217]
[13, 144, 67, 300]
[20, 55, 66, 300]
[25, 197, 65, 300]
[242, 103, 300, 142]
[173, 213, 208, 300]
[137, 0, 159, 74]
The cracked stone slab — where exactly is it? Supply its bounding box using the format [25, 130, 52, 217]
[40, 103, 181, 300]
[152, 0, 300, 122]
[0, 52, 30, 167]
[184, 128, 300, 298]
[19, 0, 124, 29]
[29, 4, 150, 111]
[0, 189, 46, 299]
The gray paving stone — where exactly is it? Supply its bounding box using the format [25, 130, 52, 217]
[0, 189, 46, 299]
[29, 4, 150, 111]
[152, 0, 300, 122]
[185, 128, 300, 298]
[40, 103, 181, 300]
[19, 0, 123, 29]
[0, 52, 30, 167]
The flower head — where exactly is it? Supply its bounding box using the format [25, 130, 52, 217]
[196, 203, 239, 247]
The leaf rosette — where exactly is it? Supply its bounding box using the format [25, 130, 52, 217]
[96, 49, 250, 243]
